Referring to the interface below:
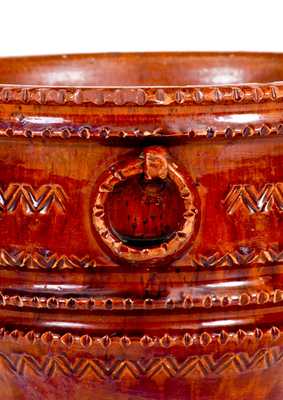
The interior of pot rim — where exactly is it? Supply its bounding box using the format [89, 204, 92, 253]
[1, 52, 283, 87]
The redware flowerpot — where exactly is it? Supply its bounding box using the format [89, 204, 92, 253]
[0, 52, 283, 399]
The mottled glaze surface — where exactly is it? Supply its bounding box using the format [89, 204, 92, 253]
[1, 52, 283, 399]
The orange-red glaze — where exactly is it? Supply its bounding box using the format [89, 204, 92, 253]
[0, 52, 283, 399]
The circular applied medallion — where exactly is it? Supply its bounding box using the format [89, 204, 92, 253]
[92, 146, 200, 265]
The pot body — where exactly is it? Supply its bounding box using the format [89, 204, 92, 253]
[0, 53, 283, 399]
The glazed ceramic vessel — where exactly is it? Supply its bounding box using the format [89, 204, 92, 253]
[0, 52, 283, 400]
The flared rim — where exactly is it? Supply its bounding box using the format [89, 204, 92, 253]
[0, 52, 282, 106]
